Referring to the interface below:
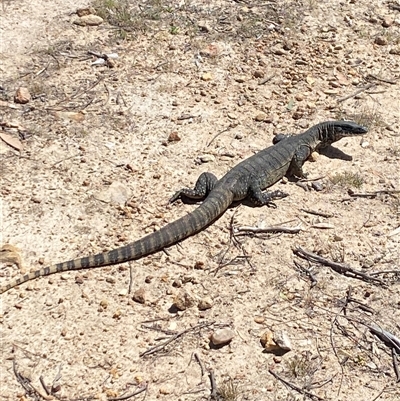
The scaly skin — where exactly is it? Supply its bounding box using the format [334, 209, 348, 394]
[0, 120, 367, 294]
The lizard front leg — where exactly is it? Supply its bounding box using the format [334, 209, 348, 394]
[169, 172, 218, 203]
[287, 145, 312, 179]
[248, 185, 288, 208]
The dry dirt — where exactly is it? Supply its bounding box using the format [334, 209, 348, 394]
[0, 0, 399, 400]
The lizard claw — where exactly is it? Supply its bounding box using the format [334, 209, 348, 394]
[169, 191, 182, 204]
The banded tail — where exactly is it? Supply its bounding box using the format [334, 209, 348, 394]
[0, 188, 233, 294]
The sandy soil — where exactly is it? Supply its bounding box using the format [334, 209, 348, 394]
[1, 0, 399, 400]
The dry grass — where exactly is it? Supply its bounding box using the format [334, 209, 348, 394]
[217, 377, 241, 401]
[329, 171, 365, 189]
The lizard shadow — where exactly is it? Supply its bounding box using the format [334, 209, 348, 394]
[319, 145, 354, 161]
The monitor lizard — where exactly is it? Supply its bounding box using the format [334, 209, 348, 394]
[0, 120, 367, 294]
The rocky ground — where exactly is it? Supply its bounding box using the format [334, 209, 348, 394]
[0, 0, 399, 400]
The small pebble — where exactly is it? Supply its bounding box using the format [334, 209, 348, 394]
[382, 17, 393, 28]
[167, 131, 181, 142]
[274, 330, 292, 351]
[210, 328, 234, 346]
[311, 181, 324, 191]
[14, 87, 31, 104]
[272, 47, 285, 55]
[74, 15, 104, 26]
[173, 290, 195, 311]
[375, 36, 388, 46]
[260, 330, 279, 351]
[362, 259, 374, 269]
[255, 112, 267, 122]
[234, 75, 246, 83]
[159, 387, 171, 395]
[199, 154, 215, 163]
[100, 299, 109, 309]
[132, 288, 146, 304]
[201, 72, 213, 81]
[198, 296, 213, 310]
[198, 20, 211, 32]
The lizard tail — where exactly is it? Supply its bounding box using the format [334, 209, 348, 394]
[1, 189, 233, 293]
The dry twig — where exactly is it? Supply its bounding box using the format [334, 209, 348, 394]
[235, 223, 302, 235]
[140, 322, 214, 357]
[193, 352, 206, 378]
[337, 83, 375, 102]
[209, 369, 218, 400]
[348, 189, 400, 198]
[268, 369, 325, 401]
[108, 383, 148, 401]
[293, 247, 386, 286]
[301, 208, 334, 218]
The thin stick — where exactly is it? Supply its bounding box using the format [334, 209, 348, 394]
[391, 348, 400, 382]
[268, 369, 325, 401]
[366, 74, 397, 85]
[258, 74, 275, 85]
[39, 375, 50, 395]
[293, 247, 386, 286]
[294, 260, 318, 287]
[337, 83, 375, 102]
[370, 385, 388, 401]
[236, 224, 302, 235]
[128, 265, 134, 294]
[209, 369, 218, 400]
[301, 208, 334, 218]
[367, 324, 400, 353]
[207, 126, 232, 147]
[194, 352, 206, 377]
[140, 322, 214, 357]
[348, 189, 400, 198]
[108, 384, 148, 401]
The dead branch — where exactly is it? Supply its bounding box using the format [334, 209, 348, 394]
[209, 369, 218, 400]
[293, 247, 386, 286]
[193, 352, 206, 378]
[366, 74, 397, 85]
[207, 125, 232, 147]
[258, 74, 275, 85]
[301, 208, 334, 218]
[235, 223, 302, 235]
[348, 189, 400, 198]
[293, 260, 318, 287]
[108, 383, 148, 401]
[337, 83, 375, 102]
[139, 322, 215, 357]
[39, 376, 50, 396]
[391, 348, 400, 382]
[268, 369, 325, 401]
[367, 324, 400, 354]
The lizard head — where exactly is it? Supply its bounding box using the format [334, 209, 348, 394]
[319, 121, 368, 145]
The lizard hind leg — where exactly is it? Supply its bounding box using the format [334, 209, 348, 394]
[169, 172, 218, 203]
